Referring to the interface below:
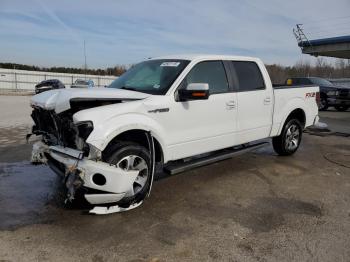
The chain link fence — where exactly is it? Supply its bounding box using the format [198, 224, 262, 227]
[0, 68, 116, 93]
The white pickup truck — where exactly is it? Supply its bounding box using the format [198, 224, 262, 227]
[30, 55, 320, 214]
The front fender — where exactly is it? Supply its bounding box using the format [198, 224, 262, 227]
[86, 113, 169, 162]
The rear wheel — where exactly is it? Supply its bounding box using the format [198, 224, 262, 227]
[104, 142, 151, 207]
[334, 105, 349, 112]
[272, 119, 303, 156]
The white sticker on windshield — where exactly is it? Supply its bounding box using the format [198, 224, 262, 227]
[160, 62, 180, 67]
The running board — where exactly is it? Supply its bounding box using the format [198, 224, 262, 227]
[163, 142, 269, 175]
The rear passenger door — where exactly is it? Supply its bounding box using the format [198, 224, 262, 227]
[231, 61, 273, 143]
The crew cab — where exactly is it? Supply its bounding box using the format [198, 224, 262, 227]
[30, 55, 319, 214]
[286, 77, 350, 111]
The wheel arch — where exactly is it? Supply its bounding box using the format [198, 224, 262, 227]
[85, 113, 169, 163]
[102, 129, 164, 164]
[277, 108, 306, 135]
[286, 108, 306, 127]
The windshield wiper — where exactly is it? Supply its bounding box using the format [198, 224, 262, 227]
[118, 86, 150, 95]
[119, 86, 137, 91]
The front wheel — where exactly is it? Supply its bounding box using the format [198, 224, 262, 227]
[104, 142, 151, 207]
[272, 119, 303, 156]
[334, 105, 349, 112]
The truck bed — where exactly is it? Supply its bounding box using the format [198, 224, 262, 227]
[270, 85, 319, 137]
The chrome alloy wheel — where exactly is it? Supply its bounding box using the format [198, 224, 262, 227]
[117, 155, 149, 195]
[285, 124, 300, 151]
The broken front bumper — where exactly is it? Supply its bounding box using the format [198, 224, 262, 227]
[31, 141, 139, 205]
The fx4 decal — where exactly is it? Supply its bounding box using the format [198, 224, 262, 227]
[305, 92, 316, 98]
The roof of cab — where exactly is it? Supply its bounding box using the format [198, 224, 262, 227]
[151, 54, 260, 62]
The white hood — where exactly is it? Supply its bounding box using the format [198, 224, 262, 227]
[30, 88, 150, 113]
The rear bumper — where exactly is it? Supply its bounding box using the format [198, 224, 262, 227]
[31, 141, 139, 205]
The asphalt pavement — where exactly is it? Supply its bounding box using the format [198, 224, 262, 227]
[0, 95, 349, 262]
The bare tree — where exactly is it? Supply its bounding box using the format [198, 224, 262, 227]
[266, 58, 350, 83]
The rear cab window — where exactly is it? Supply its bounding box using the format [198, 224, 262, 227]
[231, 61, 265, 92]
[296, 78, 311, 85]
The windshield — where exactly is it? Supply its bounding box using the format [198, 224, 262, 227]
[310, 77, 334, 86]
[108, 59, 190, 95]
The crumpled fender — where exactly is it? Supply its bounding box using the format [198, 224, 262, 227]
[85, 113, 169, 162]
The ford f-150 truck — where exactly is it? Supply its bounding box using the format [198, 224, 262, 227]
[30, 55, 320, 214]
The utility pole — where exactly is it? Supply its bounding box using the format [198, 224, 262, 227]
[13, 64, 17, 91]
[84, 40, 87, 79]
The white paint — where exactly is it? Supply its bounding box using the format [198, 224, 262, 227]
[31, 87, 149, 113]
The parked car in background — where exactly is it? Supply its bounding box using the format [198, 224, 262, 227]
[35, 79, 65, 94]
[71, 79, 94, 88]
[286, 77, 350, 111]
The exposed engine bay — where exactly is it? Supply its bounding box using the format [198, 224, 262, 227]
[31, 98, 124, 152]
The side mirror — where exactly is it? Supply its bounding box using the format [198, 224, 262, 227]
[178, 83, 209, 101]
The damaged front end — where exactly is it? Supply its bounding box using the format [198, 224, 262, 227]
[29, 105, 141, 210]
[31, 141, 139, 205]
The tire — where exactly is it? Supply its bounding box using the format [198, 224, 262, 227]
[272, 119, 303, 156]
[104, 142, 151, 207]
[334, 105, 349, 112]
[318, 96, 328, 111]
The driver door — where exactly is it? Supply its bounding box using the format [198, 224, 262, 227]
[163, 61, 238, 160]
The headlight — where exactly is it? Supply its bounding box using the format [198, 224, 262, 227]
[327, 90, 339, 96]
[76, 121, 94, 141]
[88, 144, 102, 160]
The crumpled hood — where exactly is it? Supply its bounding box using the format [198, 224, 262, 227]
[30, 88, 150, 113]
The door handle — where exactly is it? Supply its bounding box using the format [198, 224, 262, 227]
[226, 101, 236, 109]
[264, 97, 271, 105]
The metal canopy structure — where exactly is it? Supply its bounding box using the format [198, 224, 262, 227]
[294, 25, 350, 59]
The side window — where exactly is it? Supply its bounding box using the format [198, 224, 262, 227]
[292, 78, 300, 85]
[232, 61, 265, 92]
[182, 61, 229, 94]
[299, 78, 311, 85]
